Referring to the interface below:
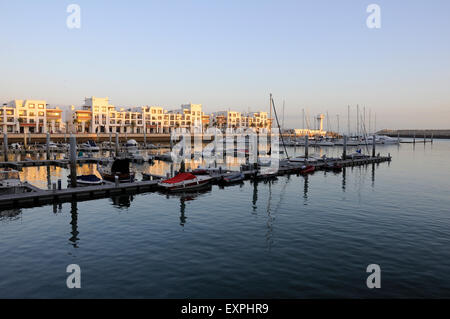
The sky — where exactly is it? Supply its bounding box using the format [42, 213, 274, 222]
[0, 0, 449, 130]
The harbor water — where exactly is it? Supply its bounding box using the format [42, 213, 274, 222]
[1, 140, 450, 298]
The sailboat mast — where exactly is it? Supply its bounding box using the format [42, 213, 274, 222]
[347, 105, 350, 136]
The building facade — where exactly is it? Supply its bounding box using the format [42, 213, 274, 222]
[1, 100, 64, 134]
[1, 96, 273, 134]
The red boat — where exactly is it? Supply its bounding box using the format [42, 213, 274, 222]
[158, 172, 212, 192]
[299, 165, 315, 175]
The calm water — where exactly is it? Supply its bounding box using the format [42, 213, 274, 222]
[1, 140, 450, 298]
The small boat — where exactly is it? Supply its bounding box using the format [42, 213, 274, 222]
[158, 172, 212, 192]
[0, 170, 31, 194]
[299, 165, 315, 174]
[316, 140, 334, 147]
[68, 174, 103, 186]
[98, 158, 135, 183]
[81, 140, 100, 152]
[256, 168, 278, 180]
[221, 172, 245, 184]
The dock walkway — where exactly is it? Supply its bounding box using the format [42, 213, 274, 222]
[0, 155, 391, 209]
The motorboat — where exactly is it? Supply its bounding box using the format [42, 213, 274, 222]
[256, 167, 278, 180]
[81, 140, 100, 152]
[289, 155, 321, 164]
[98, 158, 135, 183]
[220, 172, 245, 184]
[158, 172, 212, 192]
[68, 174, 103, 186]
[0, 170, 31, 194]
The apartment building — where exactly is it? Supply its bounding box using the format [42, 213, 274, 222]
[1, 100, 64, 133]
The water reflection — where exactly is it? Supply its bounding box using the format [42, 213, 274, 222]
[342, 167, 346, 192]
[162, 189, 212, 227]
[303, 175, 309, 204]
[110, 195, 135, 208]
[0, 208, 22, 222]
[69, 201, 79, 248]
[252, 181, 258, 212]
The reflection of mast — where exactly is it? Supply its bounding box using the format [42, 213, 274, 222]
[69, 201, 79, 248]
[303, 175, 309, 203]
[265, 182, 273, 249]
[342, 167, 346, 192]
[371, 163, 375, 188]
[180, 197, 186, 227]
[252, 181, 258, 211]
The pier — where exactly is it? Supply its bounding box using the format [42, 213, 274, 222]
[0, 154, 391, 209]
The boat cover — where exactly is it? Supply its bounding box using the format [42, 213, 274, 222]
[162, 173, 196, 184]
[78, 175, 101, 182]
[111, 159, 131, 174]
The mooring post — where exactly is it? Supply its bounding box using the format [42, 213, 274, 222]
[424, 133, 426, 144]
[3, 133, 8, 162]
[46, 132, 50, 160]
[24, 131, 27, 148]
[372, 134, 376, 157]
[143, 126, 147, 148]
[397, 131, 400, 144]
[115, 132, 119, 156]
[413, 131, 416, 144]
[170, 128, 173, 152]
[115, 175, 119, 187]
[431, 132, 434, 144]
[342, 135, 347, 159]
[69, 134, 77, 188]
[58, 179, 62, 190]
[109, 132, 112, 149]
[305, 134, 309, 159]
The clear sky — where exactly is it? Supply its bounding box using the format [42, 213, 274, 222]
[1, 0, 449, 130]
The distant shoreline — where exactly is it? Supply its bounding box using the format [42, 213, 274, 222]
[377, 129, 450, 139]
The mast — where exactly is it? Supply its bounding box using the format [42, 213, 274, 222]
[337, 114, 340, 136]
[356, 104, 360, 138]
[270, 94, 289, 159]
[302, 108, 305, 131]
[347, 105, 350, 136]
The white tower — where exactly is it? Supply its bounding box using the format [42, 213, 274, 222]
[316, 114, 325, 131]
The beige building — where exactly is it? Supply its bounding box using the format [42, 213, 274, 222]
[1, 99, 64, 134]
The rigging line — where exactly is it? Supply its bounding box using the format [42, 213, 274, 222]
[270, 94, 290, 159]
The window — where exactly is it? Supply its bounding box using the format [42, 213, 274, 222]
[38, 104, 44, 109]
[29, 104, 35, 108]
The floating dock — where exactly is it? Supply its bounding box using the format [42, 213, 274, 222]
[0, 155, 391, 209]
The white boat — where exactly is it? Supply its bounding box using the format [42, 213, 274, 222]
[289, 155, 322, 164]
[124, 140, 149, 162]
[315, 140, 334, 147]
[0, 170, 30, 194]
[158, 172, 212, 192]
[68, 174, 103, 186]
[256, 167, 278, 180]
[81, 140, 100, 151]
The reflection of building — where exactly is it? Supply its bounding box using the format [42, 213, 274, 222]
[1, 100, 64, 133]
